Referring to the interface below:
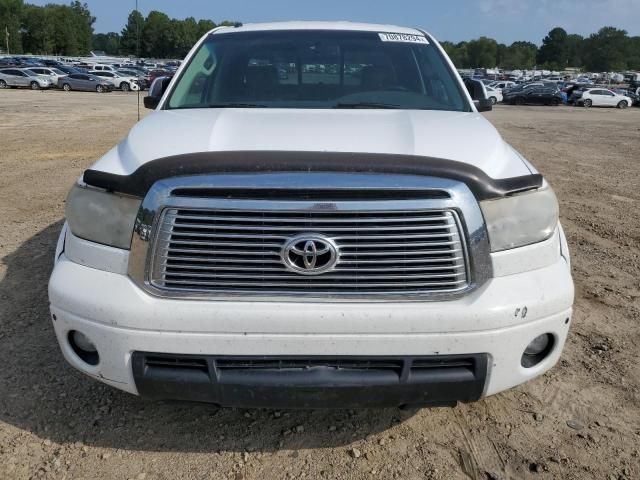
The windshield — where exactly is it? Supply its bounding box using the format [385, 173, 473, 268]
[167, 30, 469, 111]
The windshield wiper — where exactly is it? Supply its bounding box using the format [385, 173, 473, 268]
[334, 102, 403, 109]
[207, 102, 268, 108]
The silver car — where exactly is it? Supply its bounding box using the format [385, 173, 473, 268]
[59, 73, 112, 92]
[0, 68, 51, 89]
[25, 67, 68, 87]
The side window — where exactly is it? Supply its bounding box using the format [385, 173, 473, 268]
[605, 90, 615, 96]
[169, 42, 218, 108]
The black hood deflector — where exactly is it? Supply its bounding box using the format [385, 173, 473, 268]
[83, 151, 542, 201]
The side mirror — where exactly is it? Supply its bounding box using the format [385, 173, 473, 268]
[463, 78, 493, 112]
[144, 76, 172, 110]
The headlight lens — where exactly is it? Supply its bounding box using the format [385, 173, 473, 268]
[65, 183, 141, 249]
[480, 186, 559, 252]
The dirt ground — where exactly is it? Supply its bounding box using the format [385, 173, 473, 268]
[0, 89, 638, 480]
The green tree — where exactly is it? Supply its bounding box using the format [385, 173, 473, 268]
[170, 16, 199, 58]
[583, 27, 631, 71]
[0, 0, 23, 53]
[92, 32, 121, 55]
[466, 37, 498, 67]
[120, 9, 143, 55]
[628, 36, 640, 70]
[441, 41, 470, 68]
[21, 3, 53, 53]
[501, 41, 537, 69]
[142, 10, 172, 58]
[565, 34, 584, 68]
[537, 27, 569, 69]
[197, 19, 216, 38]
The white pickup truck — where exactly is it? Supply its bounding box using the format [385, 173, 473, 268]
[49, 22, 574, 409]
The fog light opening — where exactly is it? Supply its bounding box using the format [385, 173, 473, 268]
[521, 333, 554, 368]
[68, 331, 100, 366]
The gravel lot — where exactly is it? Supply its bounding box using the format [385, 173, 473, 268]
[0, 90, 638, 480]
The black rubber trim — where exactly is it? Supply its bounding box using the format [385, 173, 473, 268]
[131, 353, 488, 409]
[83, 151, 542, 201]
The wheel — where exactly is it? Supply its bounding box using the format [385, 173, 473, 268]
[490, 96, 497, 105]
[30, 81, 40, 90]
[96, 84, 104, 93]
[583, 99, 592, 108]
[0, 79, 6, 88]
[120, 82, 130, 92]
[617, 100, 628, 109]
[515, 96, 525, 105]
[62, 83, 71, 91]
[551, 98, 560, 106]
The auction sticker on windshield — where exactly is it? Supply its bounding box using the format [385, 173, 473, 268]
[378, 33, 429, 44]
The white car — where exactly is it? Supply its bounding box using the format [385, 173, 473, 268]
[49, 21, 574, 409]
[25, 67, 68, 87]
[486, 85, 503, 104]
[489, 80, 516, 92]
[89, 70, 140, 91]
[90, 64, 117, 72]
[577, 88, 632, 109]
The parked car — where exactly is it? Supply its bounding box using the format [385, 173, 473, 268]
[489, 80, 516, 92]
[25, 67, 67, 87]
[485, 85, 503, 105]
[504, 85, 563, 105]
[575, 88, 633, 109]
[0, 68, 52, 89]
[51, 21, 573, 409]
[55, 65, 83, 76]
[89, 71, 140, 91]
[59, 73, 112, 92]
[117, 69, 150, 90]
[90, 64, 118, 72]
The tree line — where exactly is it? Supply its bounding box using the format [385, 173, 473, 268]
[0, 1, 236, 58]
[1, 1, 639, 69]
[442, 27, 640, 72]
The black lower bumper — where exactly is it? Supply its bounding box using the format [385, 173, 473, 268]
[131, 353, 488, 409]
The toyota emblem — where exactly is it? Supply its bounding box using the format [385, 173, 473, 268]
[281, 234, 339, 275]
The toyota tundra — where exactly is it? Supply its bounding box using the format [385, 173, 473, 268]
[49, 22, 574, 408]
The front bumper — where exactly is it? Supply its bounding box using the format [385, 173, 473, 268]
[49, 225, 574, 407]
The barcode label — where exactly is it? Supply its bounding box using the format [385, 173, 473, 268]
[378, 33, 429, 44]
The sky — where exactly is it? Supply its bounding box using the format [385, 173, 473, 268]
[29, 0, 640, 44]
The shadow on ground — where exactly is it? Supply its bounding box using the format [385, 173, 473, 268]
[0, 221, 415, 452]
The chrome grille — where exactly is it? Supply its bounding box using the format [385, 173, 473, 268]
[149, 207, 469, 297]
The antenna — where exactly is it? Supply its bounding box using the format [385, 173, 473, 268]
[136, 0, 140, 121]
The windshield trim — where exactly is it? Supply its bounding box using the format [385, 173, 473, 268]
[162, 29, 473, 113]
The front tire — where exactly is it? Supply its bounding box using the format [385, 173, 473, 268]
[30, 81, 40, 90]
[551, 98, 560, 106]
[617, 100, 628, 109]
[120, 82, 130, 92]
[490, 96, 497, 105]
[0, 79, 7, 89]
[62, 83, 71, 91]
[583, 99, 592, 108]
[96, 85, 104, 93]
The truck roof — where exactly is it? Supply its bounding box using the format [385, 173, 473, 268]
[212, 21, 427, 37]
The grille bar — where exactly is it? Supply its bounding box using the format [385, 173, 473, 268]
[150, 205, 469, 297]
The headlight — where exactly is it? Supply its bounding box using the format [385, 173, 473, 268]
[480, 185, 559, 252]
[65, 183, 141, 249]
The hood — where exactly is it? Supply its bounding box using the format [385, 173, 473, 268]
[92, 108, 532, 179]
